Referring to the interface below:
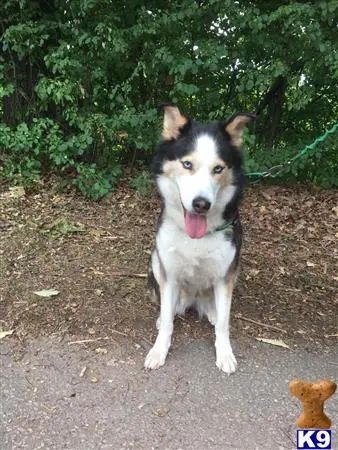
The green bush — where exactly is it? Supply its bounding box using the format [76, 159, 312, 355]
[130, 170, 153, 197]
[1, 0, 337, 195]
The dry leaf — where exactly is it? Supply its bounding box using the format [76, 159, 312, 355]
[91, 376, 98, 383]
[88, 228, 105, 237]
[249, 268, 260, 277]
[255, 338, 290, 349]
[306, 261, 315, 267]
[52, 195, 63, 204]
[9, 186, 25, 198]
[95, 347, 107, 354]
[0, 329, 14, 340]
[34, 289, 60, 297]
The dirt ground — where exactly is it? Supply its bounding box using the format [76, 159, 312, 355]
[1, 178, 338, 450]
[1, 178, 337, 353]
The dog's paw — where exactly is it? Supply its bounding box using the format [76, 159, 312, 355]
[216, 350, 237, 374]
[144, 346, 167, 370]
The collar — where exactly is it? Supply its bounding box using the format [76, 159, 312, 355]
[214, 217, 238, 232]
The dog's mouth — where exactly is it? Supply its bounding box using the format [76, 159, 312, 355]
[183, 208, 207, 239]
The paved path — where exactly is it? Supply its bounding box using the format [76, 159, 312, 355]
[1, 337, 337, 450]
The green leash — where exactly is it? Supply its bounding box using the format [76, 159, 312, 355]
[246, 122, 338, 183]
[215, 217, 238, 232]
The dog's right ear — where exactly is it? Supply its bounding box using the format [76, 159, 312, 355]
[159, 103, 189, 140]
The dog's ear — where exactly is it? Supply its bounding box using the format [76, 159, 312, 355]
[225, 113, 256, 147]
[159, 104, 189, 140]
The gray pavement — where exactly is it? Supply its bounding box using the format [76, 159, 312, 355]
[1, 337, 337, 450]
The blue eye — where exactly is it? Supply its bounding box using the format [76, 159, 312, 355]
[182, 161, 193, 170]
[213, 165, 224, 174]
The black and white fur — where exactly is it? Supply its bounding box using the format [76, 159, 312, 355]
[145, 105, 255, 373]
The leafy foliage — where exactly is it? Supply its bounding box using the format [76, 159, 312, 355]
[1, 0, 337, 195]
[130, 170, 153, 197]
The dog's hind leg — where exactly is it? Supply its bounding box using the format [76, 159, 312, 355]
[145, 279, 179, 370]
[157, 291, 184, 329]
[213, 275, 237, 374]
[206, 307, 217, 326]
[175, 292, 194, 316]
[195, 292, 216, 325]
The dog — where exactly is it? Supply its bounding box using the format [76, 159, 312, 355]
[145, 105, 255, 373]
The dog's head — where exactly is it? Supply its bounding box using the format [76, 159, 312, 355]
[153, 105, 255, 239]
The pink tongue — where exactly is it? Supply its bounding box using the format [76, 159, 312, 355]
[184, 211, 207, 239]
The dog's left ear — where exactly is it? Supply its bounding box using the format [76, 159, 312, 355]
[225, 113, 256, 148]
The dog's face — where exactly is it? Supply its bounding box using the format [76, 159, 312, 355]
[154, 105, 255, 238]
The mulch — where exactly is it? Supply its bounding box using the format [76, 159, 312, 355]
[1, 178, 337, 352]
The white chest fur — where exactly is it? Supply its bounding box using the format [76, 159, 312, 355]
[157, 219, 236, 294]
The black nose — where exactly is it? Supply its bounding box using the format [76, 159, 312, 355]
[192, 197, 211, 213]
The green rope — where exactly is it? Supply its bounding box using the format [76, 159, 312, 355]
[246, 122, 338, 181]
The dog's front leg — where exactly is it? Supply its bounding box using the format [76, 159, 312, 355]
[213, 278, 237, 374]
[145, 279, 178, 370]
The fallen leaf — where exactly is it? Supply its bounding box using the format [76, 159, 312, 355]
[0, 330, 14, 340]
[255, 338, 290, 349]
[34, 289, 60, 297]
[260, 192, 271, 201]
[95, 347, 107, 354]
[88, 228, 105, 237]
[9, 186, 25, 198]
[40, 219, 85, 237]
[249, 268, 260, 277]
[79, 366, 87, 377]
[52, 195, 64, 204]
[90, 376, 98, 383]
[306, 261, 316, 267]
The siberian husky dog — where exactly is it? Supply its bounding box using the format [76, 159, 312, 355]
[145, 105, 255, 373]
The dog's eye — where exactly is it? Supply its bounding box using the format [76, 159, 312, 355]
[182, 161, 193, 170]
[213, 165, 224, 174]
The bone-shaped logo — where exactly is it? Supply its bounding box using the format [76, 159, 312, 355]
[289, 379, 336, 429]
